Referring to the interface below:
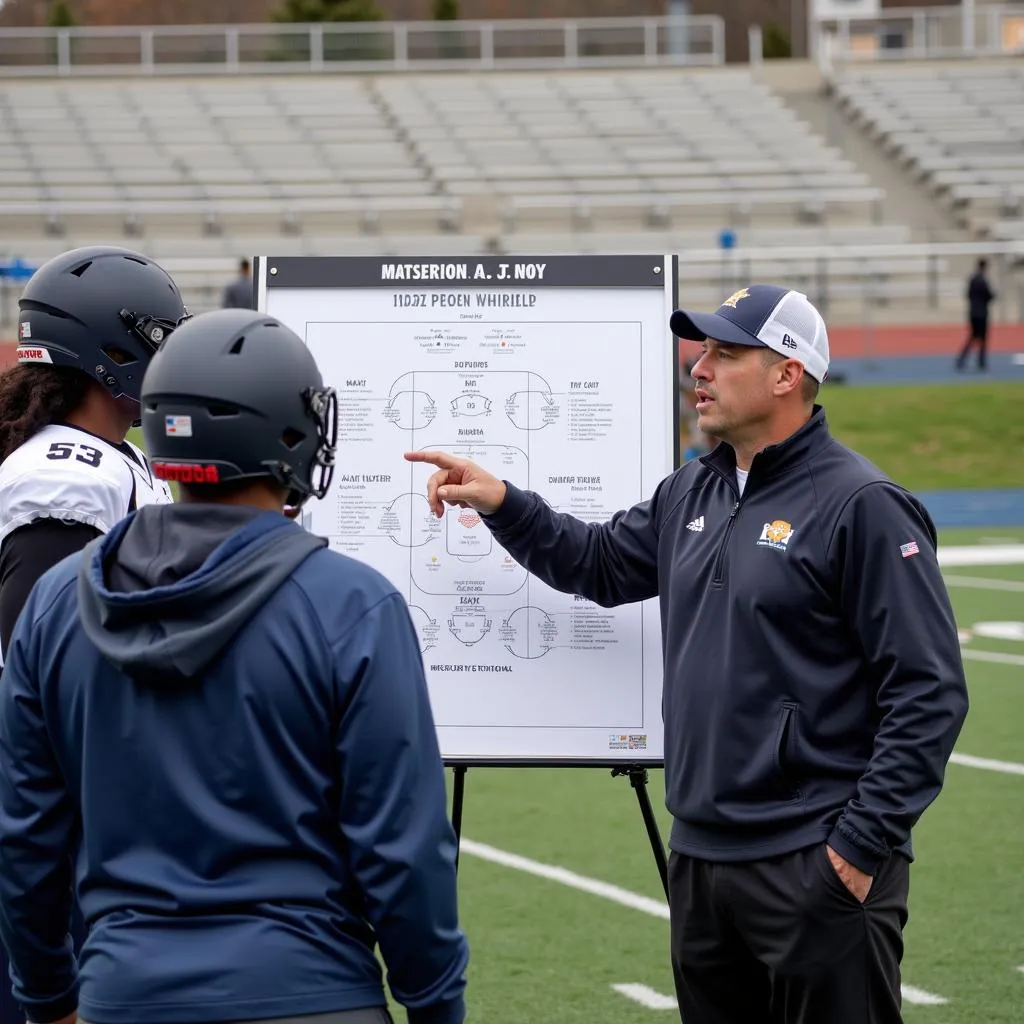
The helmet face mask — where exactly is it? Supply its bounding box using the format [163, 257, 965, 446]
[261, 386, 338, 509]
[305, 385, 338, 501]
[118, 307, 193, 358]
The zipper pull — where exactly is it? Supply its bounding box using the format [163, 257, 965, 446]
[728, 502, 739, 519]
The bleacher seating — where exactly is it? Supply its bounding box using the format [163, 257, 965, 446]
[0, 64, 960, 323]
[829, 61, 1024, 242]
[0, 68, 886, 241]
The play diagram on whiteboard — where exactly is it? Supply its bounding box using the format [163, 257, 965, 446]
[301, 317, 648, 732]
[259, 252, 674, 765]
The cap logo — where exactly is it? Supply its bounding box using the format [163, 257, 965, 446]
[719, 288, 750, 309]
[782, 333, 798, 349]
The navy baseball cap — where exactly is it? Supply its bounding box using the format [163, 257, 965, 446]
[670, 284, 830, 383]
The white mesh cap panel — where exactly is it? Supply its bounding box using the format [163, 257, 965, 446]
[757, 291, 830, 383]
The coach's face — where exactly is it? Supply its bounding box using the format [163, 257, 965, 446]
[689, 338, 775, 441]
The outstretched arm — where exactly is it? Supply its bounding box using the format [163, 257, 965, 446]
[405, 450, 667, 607]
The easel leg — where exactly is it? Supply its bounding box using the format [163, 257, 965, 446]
[612, 765, 670, 901]
[451, 764, 467, 873]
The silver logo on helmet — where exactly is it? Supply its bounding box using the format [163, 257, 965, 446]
[149, 326, 165, 343]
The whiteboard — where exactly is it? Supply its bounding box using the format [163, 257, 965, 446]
[257, 254, 678, 766]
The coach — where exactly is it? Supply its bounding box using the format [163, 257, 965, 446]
[406, 284, 968, 1024]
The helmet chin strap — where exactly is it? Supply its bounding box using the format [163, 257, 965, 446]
[263, 460, 311, 510]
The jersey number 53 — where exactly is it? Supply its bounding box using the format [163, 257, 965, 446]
[46, 441, 104, 468]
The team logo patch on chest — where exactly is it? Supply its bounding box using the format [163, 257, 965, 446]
[757, 519, 795, 551]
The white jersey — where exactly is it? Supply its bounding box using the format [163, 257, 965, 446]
[0, 422, 172, 546]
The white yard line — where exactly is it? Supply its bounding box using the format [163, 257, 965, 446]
[612, 984, 677, 1010]
[901, 985, 949, 1006]
[949, 752, 1024, 776]
[611, 983, 948, 1011]
[458, 838, 670, 919]
[944, 574, 1024, 592]
[938, 545, 1024, 567]
[960, 648, 1024, 668]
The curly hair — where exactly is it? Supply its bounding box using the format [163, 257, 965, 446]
[0, 364, 91, 462]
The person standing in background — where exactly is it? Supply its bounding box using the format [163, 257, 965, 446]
[955, 258, 995, 372]
[221, 257, 255, 309]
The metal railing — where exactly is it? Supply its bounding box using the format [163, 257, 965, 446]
[813, 3, 1024, 65]
[1, 7, 1022, 76]
[677, 239, 1024, 324]
[0, 15, 725, 77]
[3, 239, 1022, 331]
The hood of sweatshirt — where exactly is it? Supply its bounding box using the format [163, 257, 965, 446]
[77, 504, 327, 685]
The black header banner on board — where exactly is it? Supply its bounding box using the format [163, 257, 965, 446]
[262, 254, 668, 290]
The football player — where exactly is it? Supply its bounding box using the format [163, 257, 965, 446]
[0, 245, 190, 663]
[0, 246, 188, 1024]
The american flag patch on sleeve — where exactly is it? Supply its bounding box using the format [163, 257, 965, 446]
[900, 541, 920, 558]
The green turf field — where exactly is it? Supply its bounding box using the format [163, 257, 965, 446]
[420, 528, 1024, 1023]
[815, 382, 1024, 491]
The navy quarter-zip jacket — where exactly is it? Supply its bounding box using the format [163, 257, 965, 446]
[481, 408, 968, 874]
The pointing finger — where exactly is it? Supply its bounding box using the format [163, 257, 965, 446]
[404, 449, 463, 471]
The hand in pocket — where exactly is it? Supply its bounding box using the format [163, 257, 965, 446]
[826, 844, 873, 903]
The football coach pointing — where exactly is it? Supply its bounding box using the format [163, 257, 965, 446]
[405, 284, 968, 1024]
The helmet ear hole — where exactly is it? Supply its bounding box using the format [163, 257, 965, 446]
[281, 427, 306, 450]
[102, 346, 135, 366]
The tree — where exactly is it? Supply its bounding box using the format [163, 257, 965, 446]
[268, 0, 386, 64]
[433, 0, 459, 19]
[46, 0, 76, 69]
[270, 0, 384, 23]
[47, 0, 76, 27]
[432, 0, 460, 58]
[762, 24, 792, 60]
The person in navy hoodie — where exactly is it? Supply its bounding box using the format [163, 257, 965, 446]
[0, 308, 468, 1024]
[406, 285, 968, 1024]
